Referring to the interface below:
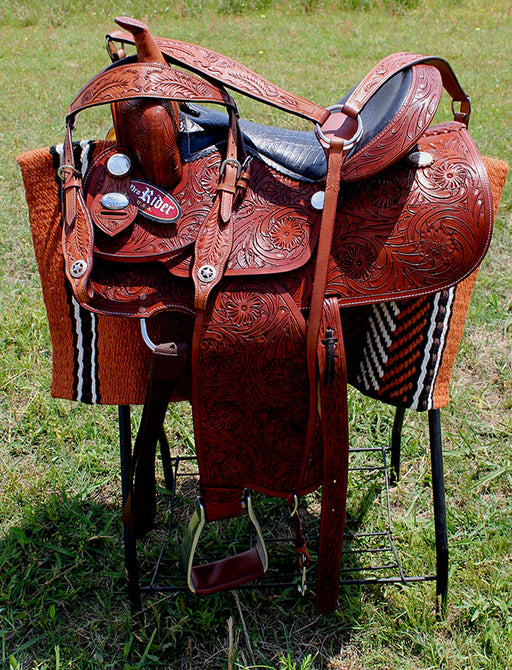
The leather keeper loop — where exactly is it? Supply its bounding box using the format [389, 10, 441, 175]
[200, 487, 244, 521]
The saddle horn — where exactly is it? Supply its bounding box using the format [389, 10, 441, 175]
[110, 16, 182, 190]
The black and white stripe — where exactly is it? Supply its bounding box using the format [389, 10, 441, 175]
[55, 141, 101, 403]
[355, 289, 456, 411]
[356, 301, 400, 395]
[412, 287, 456, 410]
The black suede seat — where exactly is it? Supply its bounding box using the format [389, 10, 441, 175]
[180, 68, 412, 183]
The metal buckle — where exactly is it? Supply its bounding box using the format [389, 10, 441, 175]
[451, 97, 471, 124]
[105, 35, 126, 62]
[315, 104, 364, 150]
[219, 158, 242, 180]
[57, 164, 80, 180]
[183, 490, 269, 594]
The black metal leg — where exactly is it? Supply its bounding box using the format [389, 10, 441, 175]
[118, 405, 142, 613]
[390, 406, 406, 485]
[428, 408, 448, 614]
[158, 428, 174, 492]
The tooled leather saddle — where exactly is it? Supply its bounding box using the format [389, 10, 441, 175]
[58, 17, 493, 613]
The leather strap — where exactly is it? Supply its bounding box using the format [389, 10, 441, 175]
[67, 61, 237, 123]
[315, 297, 349, 614]
[59, 125, 95, 303]
[297, 136, 349, 493]
[108, 19, 330, 125]
[191, 106, 242, 310]
[122, 341, 190, 538]
[341, 52, 470, 122]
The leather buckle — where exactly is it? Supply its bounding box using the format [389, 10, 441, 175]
[219, 158, 242, 180]
[182, 490, 269, 595]
[451, 97, 471, 125]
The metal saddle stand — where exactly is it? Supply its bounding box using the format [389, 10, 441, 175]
[117, 404, 448, 613]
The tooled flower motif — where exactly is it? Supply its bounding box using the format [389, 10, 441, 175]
[268, 216, 306, 251]
[208, 400, 246, 435]
[367, 175, 403, 210]
[224, 293, 264, 328]
[430, 162, 469, 190]
[340, 244, 378, 279]
[415, 220, 456, 264]
[216, 450, 254, 482]
[263, 358, 303, 390]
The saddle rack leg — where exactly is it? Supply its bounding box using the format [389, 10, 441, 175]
[118, 405, 142, 613]
[388, 405, 448, 611]
[390, 406, 406, 485]
[428, 408, 449, 613]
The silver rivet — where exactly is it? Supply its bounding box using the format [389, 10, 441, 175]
[408, 151, 434, 167]
[107, 153, 132, 176]
[197, 265, 217, 283]
[101, 192, 130, 210]
[311, 191, 325, 210]
[70, 260, 87, 278]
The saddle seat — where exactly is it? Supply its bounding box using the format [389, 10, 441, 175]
[181, 65, 412, 183]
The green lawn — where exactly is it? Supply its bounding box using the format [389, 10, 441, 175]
[1, 0, 511, 668]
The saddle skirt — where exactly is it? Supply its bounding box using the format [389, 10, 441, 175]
[82, 119, 492, 318]
[48, 17, 495, 613]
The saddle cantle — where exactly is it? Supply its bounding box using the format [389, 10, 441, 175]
[56, 16, 493, 613]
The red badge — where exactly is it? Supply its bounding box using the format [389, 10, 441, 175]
[129, 179, 181, 222]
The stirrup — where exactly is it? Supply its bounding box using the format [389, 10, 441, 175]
[182, 490, 268, 595]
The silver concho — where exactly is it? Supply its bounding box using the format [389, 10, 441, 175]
[197, 265, 217, 283]
[311, 191, 325, 210]
[70, 259, 88, 278]
[101, 192, 130, 210]
[107, 153, 132, 177]
[408, 151, 434, 167]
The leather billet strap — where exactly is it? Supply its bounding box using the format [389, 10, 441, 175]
[296, 135, 349, 496]
[315, 297, 349, 614]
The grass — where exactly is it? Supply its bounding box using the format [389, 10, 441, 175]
[1, 0, 511, 667]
